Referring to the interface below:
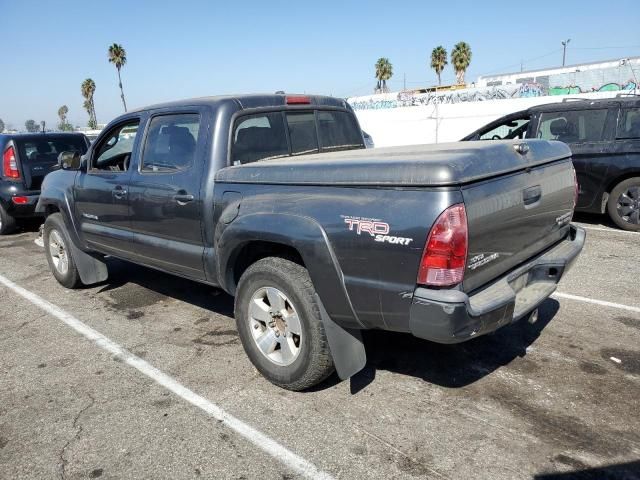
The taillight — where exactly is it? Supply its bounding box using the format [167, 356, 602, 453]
[3, 146, 20, 179]
[286, 95, 311, 105]
[417, 204, 468, 287]
[12, 196, 28, 204]
[572, 166, 579, 210]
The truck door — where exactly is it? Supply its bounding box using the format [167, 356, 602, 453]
[74, 117, 142, 255]
[128, 111, 207, 280]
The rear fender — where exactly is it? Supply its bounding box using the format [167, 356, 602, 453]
[217, 213, 367, 380]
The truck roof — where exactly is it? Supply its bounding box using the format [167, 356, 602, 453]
[130, 94, 351, 113]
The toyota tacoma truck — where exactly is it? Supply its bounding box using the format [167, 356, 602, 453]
[36, 94, 585, 390]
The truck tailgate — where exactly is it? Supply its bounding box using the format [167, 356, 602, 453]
[462, 158, 575, 293]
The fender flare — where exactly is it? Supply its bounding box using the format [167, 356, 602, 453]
[217, 213, 367, 380]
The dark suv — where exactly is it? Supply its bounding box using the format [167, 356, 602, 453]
[0, 133, 89, 234]
[462, 95, 640, 231]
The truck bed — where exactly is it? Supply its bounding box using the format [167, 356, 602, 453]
[215, 140, 571, 187]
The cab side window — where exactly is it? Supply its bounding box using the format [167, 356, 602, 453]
[141, 114, 200, 172]
[537, 109, 607, 143]
[617, 108, 640, 139]
[92, 120, 139, 172]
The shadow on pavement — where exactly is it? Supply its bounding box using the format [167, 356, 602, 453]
[534, 460, 640, 480]
[94, 258, 560, 394]
[346, 298, 560, 393]
[97, 258, 235, 316]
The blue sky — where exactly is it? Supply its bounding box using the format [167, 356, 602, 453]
[1, 0, 639, 128]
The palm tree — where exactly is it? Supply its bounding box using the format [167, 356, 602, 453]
[57, 105, 69, 129]
[108, 43, 128, 112]
[81, 78, 97, 128]
[451, 42, 472, 85]
[430, 46, 448, 86]
[374, 58, 393, 93]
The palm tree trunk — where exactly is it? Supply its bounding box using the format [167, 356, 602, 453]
[117, 68, 127, 112]
[438, 72, 441, 86]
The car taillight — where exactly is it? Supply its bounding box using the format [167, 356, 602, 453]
[12, 196, 28, 204]
[3, 146, 20, 179]
[417, 204, 468, 287]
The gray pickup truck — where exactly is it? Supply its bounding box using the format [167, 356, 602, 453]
[37, 94, 585, 390]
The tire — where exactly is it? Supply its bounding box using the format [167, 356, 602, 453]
[607, 177, 640, 232]
[0, 204, 16, 235]
[234, 257, 335, 391]
[43, 213, 82, 289]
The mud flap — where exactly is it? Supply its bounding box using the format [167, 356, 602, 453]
[67, 240, 108, 285]
[315, 294, 367, 380]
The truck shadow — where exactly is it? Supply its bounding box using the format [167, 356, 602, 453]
[346, 298, 560, 394]
[534, 460, 640, 480]
[97, 258, 560, 394]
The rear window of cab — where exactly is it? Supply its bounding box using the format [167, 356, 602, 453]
[231, 109, 364, 165]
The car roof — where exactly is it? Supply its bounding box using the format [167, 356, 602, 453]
[528, 95, 640, 113]
[0, 132, 87, 140]
[129, 93, 350, 113]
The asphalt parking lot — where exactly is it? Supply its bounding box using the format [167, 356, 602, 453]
[1, 213, 639, 480]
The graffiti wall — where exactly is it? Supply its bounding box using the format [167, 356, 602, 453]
[349, 80, 637, 111]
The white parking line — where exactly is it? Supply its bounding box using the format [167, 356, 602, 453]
[553, 292, 640, 314]
[575, 224, 639, 235]
[0, 273, 334, 480]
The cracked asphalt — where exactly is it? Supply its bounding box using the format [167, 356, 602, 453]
[0, 212, 639, 479]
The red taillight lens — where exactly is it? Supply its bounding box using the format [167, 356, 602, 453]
[12, 196, 28, 204]
[3, 146, 20, 179]
[286, 95, 311, 105]
[417, 204, 468, 287]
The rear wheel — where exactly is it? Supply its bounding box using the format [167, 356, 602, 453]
[234, 257, 335, 391]
[44, 213, 82, 288]
[0, 204, 16, 235]
[607, 177, 640, 232]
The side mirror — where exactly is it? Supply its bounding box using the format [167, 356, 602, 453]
[57, 151, 81, 170]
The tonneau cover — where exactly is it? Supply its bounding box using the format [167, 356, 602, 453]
[216, 139, 571, 187]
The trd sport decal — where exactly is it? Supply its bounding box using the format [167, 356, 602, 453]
[342, 215, 414, 246]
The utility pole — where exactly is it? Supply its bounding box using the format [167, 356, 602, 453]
[403, 73, 406, 91]
[562, 39, 571, 66]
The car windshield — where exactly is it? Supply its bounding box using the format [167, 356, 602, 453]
[16, 136, 88, 164]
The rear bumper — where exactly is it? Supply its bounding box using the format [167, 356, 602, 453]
[2, 193, 41, 217]
[409, 224, 585, 344]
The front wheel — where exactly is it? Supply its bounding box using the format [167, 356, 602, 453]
[44, 213, 82, 288]
[607, 177, 640, 232]
[234, 257, 335, 391]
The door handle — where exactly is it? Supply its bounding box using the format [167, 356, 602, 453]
[112, 186, 127, 199]
[523, 185, 542, 206]
[174, 193, 195, 205]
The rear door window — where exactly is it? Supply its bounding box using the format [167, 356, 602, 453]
[616, 107, 640, 139]
[231, 112, 289, 165]
[537, 109, 608, 143]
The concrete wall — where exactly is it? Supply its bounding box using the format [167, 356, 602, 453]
[352, 91, 624, 148]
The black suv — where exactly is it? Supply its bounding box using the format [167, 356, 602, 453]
[0, 133, 89, 234]
[462, 95, 640, 231]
